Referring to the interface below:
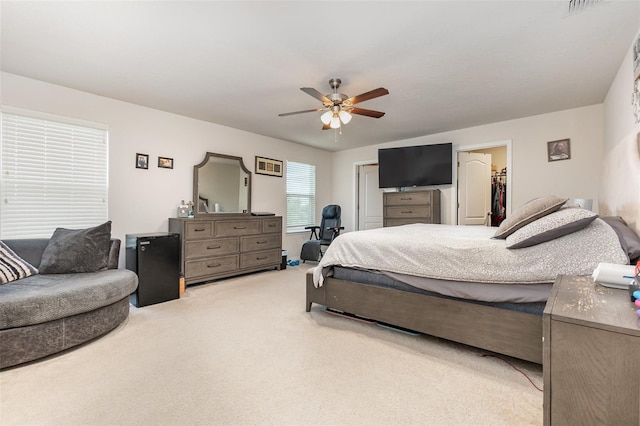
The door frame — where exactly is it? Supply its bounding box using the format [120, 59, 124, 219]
[453, 140, 512, 225]
[353, 159, 378, 231]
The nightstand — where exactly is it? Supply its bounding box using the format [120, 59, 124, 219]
[543, 275, 640, 425]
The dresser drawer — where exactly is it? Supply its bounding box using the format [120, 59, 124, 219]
[384, 191, 431, 206]
[185, 221, 213, 239]
[240, 249, 281, 269]
[185, 238, 238, 259]
[384, 206, 430, 219]
[262, 218, 282, 234]
[384, 219, 431, 227]
[185, 255, 239, 278]
[215, 220, 262, 237]
[240, 234, 281, 252]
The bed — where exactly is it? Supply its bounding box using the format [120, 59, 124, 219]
[305, 197, 639, 364]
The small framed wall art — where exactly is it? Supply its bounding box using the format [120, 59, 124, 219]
[547, 139, 571, 162]
[136, 153, 149, 169]
[158, 156, 174, 169]
[255, 156, 283, 177]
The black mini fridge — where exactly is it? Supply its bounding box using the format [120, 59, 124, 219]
[126, 233, 180, 307]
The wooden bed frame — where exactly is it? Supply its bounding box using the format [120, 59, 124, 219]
[306, 270, 543, 364]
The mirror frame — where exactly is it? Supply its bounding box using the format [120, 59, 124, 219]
[193, 152, 252, 216]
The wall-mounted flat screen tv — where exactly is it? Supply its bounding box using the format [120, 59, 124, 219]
[378, 143, 453, 188]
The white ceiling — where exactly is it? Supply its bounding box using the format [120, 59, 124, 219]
[1, 1, 639, 152]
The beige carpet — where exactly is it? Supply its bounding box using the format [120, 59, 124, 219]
[0, 266, 543, 425]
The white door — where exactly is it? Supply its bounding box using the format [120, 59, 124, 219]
[358, 164, 383, 230]
[457, 152, 492, 225]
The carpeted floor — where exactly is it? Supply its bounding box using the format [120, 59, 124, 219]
[0, 265, 543, 425]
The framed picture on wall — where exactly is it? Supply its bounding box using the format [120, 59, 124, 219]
[547, 139, 571, 162]
[158, 156, 174, 169]
[255, 156, 283, 177]
[136, 153, 149, 169]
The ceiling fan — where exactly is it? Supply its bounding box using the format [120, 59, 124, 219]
[278, 78, 389, 130]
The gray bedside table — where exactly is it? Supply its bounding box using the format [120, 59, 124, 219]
[543, 275, 640, 425]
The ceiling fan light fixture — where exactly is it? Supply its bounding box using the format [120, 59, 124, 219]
[280, 78, 389, 135]
[339, 110, 352, 124]
[320, 110, 333, 125]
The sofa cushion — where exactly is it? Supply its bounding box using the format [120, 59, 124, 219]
[0, 241, 38, 284]
[39, 221, 112, 274]
[0, 269, 138, 329]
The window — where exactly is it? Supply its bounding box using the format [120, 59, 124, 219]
[1, 109, 109, 238]
[286, 161, 315, 232]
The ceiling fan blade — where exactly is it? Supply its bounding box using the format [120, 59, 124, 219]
[322, 123, 331, 130]
[350, 107, 385, 118]
[346, 87, 389, 105]
[278, 107, 324, 117]
[301, 87, 332, 104]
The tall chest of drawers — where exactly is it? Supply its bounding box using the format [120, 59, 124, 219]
[169, 215, 282, 285]
[383, 189, 441, 227]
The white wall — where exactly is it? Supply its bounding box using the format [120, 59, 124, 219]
[1, 72, 332, 263]
[601, 28, 640, 233]
[332, 104, 604, 231]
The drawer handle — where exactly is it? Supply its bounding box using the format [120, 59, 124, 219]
[268, 224, 275, 227]
[401, 211, 412, 214]
[400, 197, 412, 200]
[234, 226, 246, 229]
[194, 228, 206, 232]
[207, 263, 222, 268]
[207, 245, 221, 250]
[256, 256, 267, 260]
[256, 240, 268, 244]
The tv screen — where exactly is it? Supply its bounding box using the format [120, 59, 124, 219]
[378, 143, 452, 188]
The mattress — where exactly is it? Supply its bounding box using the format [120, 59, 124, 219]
[314, 221, 628, 287]
[331, 266, 548, 315]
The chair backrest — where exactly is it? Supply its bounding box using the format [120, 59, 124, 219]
[319, 205, 341, 241]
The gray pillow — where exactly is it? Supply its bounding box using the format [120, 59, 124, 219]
[0, 240, 38, 284]
[493, 196, 567, 239]
[506, 207, 597, 249]
[39, 221, 112, 274]
[600, 216, 640, 262]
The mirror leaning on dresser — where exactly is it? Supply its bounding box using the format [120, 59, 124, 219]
[169, 152, 282, 287]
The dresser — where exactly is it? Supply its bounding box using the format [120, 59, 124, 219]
[383, 189, 441, 227]
[543, 275, 640, 425]
[169, 215, 282, 285]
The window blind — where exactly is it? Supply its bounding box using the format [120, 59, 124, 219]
[286, 161, 315, 232]
[1, 111, 109, 238]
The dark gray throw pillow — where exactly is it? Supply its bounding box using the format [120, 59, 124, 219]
[600, 216, 640, 262]
[39, 221, 112, 274]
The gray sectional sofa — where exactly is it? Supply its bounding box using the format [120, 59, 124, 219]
[0, 238, 138, 369]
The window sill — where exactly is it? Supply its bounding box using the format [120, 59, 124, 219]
[287, 228, 310, 235]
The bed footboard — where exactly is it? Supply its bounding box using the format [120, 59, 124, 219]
[306, 270, 325, 312]
[305, 269, 542, 364]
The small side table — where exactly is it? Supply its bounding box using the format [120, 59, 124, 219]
[543, 275, 640, 425]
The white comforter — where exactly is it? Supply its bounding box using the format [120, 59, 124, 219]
[313, 220, 628, 287]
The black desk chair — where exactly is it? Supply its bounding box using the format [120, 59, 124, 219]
[300, 204, 344, 262]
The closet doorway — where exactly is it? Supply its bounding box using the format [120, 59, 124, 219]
[456, 141, 511, 226]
